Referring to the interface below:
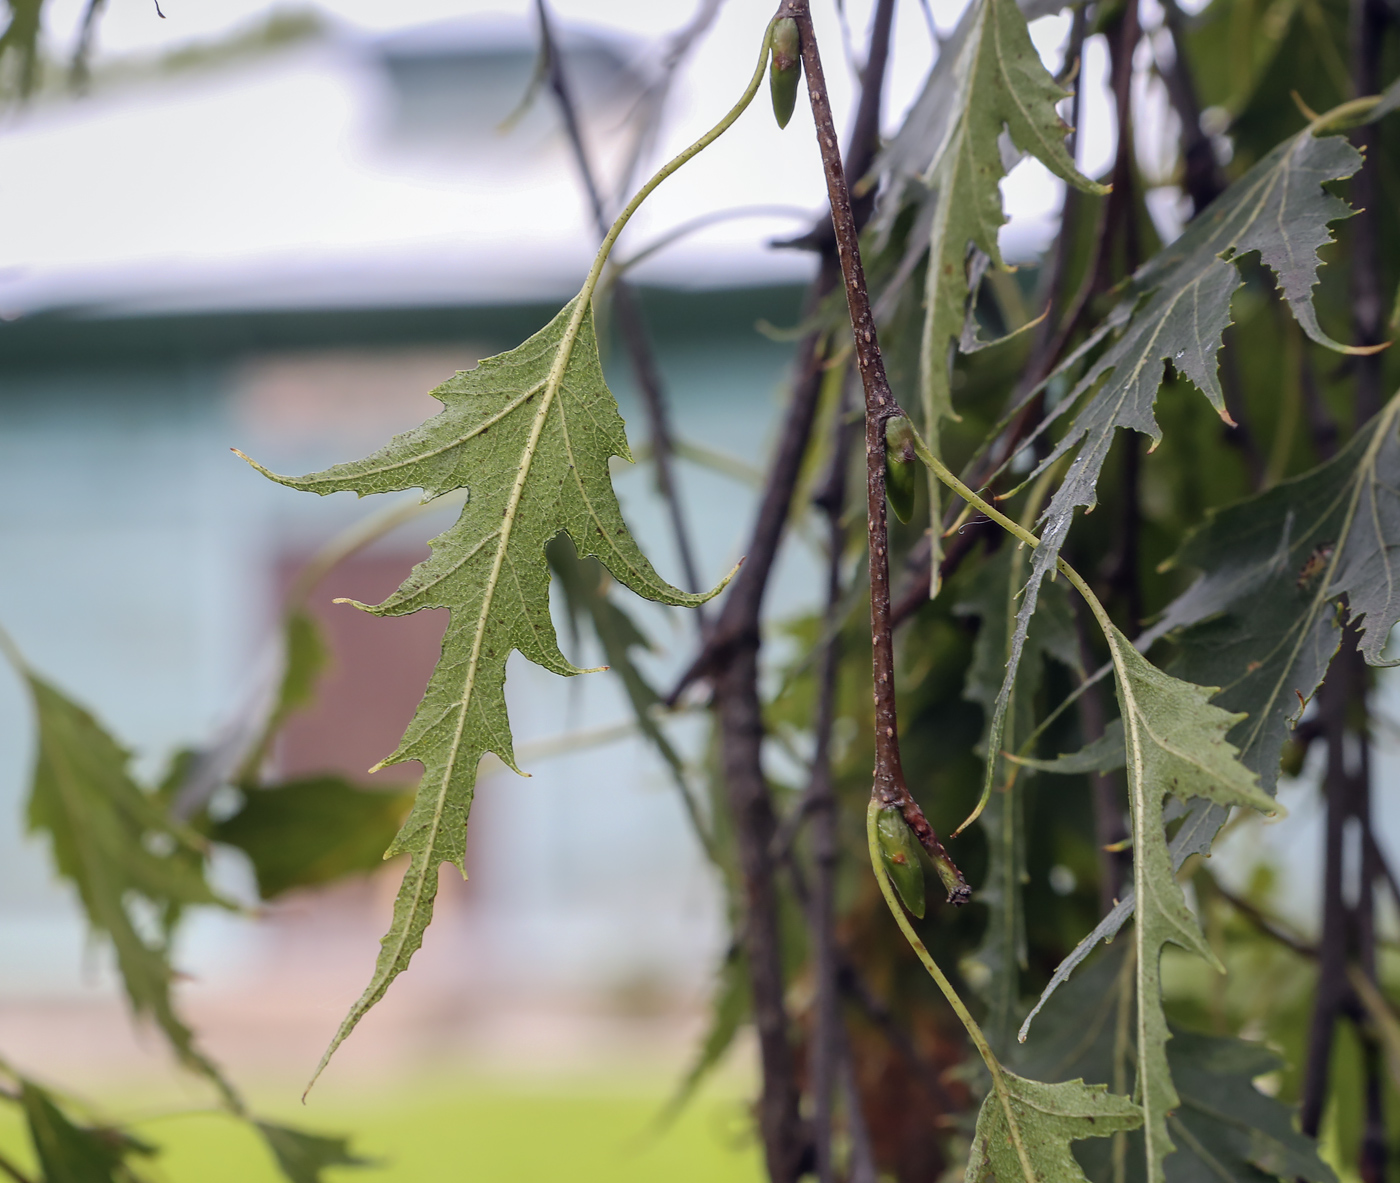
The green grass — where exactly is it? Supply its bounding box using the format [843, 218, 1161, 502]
[0, 1077, 765, 1183]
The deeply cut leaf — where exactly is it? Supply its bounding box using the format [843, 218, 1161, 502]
[256, 1122, 372, 1183]
[20, 672, 234, 1102]
[899, 0, 1102, 591]
[966, 1070, 1141, 1183]
[1026, 393, 1400, 1024]
[1099, 628, 1275, 1183]
[21, 1080, 157, 1183]
[243, 295, 721, 1085]
[916, 0, 1103, 431]
[1015, 944, 1335, 1183]
[993, 122, 1366, 869]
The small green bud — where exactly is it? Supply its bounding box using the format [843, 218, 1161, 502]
[885, 416, 918, 524]
[875, 805, 926, 918]
[769, 18, 801, 130]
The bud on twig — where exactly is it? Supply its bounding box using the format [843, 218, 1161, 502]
[769, 18, 801, 129]
[884, 415, 918, 524]
[875, 805, 926, 918]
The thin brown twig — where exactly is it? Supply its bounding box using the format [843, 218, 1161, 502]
[807, 361, 856, 1183]
[790, 0, 967, 904]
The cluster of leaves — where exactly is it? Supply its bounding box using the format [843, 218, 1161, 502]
[0, 592, 403, 1178]
[221, 0, 1400, 1176]
[7, 0, 1400, 1179]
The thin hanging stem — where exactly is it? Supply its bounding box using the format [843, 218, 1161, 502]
[866, 801, 1038, 1183]
[790, 0, 969, 902]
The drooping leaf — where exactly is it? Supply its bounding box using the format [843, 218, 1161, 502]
[241, 294, 720, 1084]
[991, 122, 1367, 871]
[889, 0, 1102, 591]
[1093, 629, 1276, 1183]
[1162, 1031, 1335, 1183]
[256, 1123, 371, 1183]
[212, 776, 413, 900]
[914, 0, 1103, 432]
[1026, 394, 1400, 1019]
[954, 543, 1078, 1051]
[20, 671, 235, 1102]
[1015, 944, 1335, 1183]
[20, 1081, 156, 1183]
[965, 1070, 1141, 1183]
[1014, 718, 1125, 775]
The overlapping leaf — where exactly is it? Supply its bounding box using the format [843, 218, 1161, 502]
[994, 124, 1366, 864]
[1015, 945, 1335, 1183]
[912, 0, 1102, 437]
[1095, 628, 1276, 1183]
[877, 0, 1101, 591]
[255, 1123, 371, 1183]
[1024, 394, 1400, 1022]
[966, 1070, 1140, 1183]
[20, 671, 233, 1100]
[243, 295, 719, 1083]
[20, 1080, 157, 1183]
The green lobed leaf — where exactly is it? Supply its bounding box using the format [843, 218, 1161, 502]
[1015, 944, 1335, 1183]
[991, 124, 1365, 872]
[212, 776, 413, 900]
[965, 1070, 1141, 1183]
[243, 294, 720, 1085]
[1098, 628, 1276, 1183]
[255, 1123, 371, 1183]
[915, 0, 1103, 432]
[903, 0, 1102, 588]
[21, 672, 234, 1101]
[1026, 394, 1400, 1024]
[20, 1081, 156, 1183]
[1014, 719, 1125, 775]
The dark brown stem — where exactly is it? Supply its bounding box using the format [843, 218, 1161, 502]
[1349, 0, 1388, 425]
[808, 367, 857, 1183]
[667, 6, 904, 1176]
[535, 0, 706, 608]
[717, 648, 807, 1181]
[791, 0, 967, 903]
[1301, 619, 1369, 1137]
[1156, 0, 1227, 215]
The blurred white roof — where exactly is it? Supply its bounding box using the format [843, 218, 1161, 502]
[0, 16, 825, 321]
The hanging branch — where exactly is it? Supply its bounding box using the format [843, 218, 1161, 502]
[659, 5, 901, 1176]
[789, 0, 968, 902]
